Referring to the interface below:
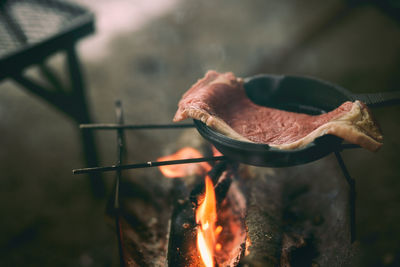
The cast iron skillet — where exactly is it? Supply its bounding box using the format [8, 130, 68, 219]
[194, 74, 400, 167]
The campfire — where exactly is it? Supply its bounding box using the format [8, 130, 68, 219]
[158, 147, 247, 267]
[73, 101, 357, 266]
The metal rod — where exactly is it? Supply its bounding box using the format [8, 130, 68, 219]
[66, 44, 104, 197]
[334, 151, 356, 243]
[79, 123, 195, 130]
[39, 62, 68, 93]
[73, 156, 227, 175]
[114, 100, 125, 267]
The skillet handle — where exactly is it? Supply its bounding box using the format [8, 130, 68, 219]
[351, 91, 400, 107]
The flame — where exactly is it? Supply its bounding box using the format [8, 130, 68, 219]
[158, 146, 229, 267]
[196, 175, 217, 267]
[157, 147, 211, 178]
[212, 146, 223, 157]
[245, 236, 252, 256]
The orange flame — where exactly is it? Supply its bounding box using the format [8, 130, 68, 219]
[157, 147, 211, 178]
[212, 146, 223, 157]
[196, 175, 217, 267]
[158, 146, 223, 266]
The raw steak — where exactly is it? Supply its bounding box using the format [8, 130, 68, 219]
[174, 71, 383, 152]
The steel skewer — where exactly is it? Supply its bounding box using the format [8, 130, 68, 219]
[114, 100, 126, 267]
[73, 156, 227, 175]
[79, 123, 195, 130]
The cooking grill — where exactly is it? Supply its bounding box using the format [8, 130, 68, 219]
[73, 99, 358, 266]
[0, 0, 104, 196]
[0, 0, 93, 78]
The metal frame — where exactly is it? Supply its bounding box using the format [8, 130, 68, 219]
[73, 101, 357, 266]
[113, 101, 126, 267]
[334, 151, 356, 243]
[0, 0, 94, 80]
[0, 0, 103, 196]
[90, 101, 225, 266]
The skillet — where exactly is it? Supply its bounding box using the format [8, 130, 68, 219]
[194, 74, 400, 167]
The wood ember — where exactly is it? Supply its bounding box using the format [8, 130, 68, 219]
[214, 180, 247, 266]
[166, 196, 198, 266]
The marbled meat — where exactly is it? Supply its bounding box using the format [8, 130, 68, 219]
[174, 71, 383, 151]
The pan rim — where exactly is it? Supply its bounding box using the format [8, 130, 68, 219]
[193, 73, 348, 165]
[193, 119, 342, 153]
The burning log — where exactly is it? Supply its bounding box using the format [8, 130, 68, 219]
[239, 166, 283, 267]
[276, 155, 357, 267]
[214, 168, 234, 207]
[167, 169, 247, 267]
[240, 154, 357, 267]
[158, 144, 247, 267]
[189, 161, 228, 204]
[167, 196, 198, 266]
[214, 180, 247, 266]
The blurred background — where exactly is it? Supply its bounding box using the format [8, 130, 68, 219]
[0, 0, 399, 266]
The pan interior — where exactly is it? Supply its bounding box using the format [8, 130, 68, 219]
[243, 74, 351, 114]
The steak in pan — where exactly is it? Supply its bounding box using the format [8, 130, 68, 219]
[174, 71, 383, 152]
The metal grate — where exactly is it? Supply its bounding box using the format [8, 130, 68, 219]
[0, 0, 87, 56]
[78, 101, 224, 266]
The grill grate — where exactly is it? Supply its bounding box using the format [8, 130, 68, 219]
[0, 0, 87, 56]
[78, 101, 225, 266]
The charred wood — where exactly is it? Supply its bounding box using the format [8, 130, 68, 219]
[190, 161, 228, 203]
[215, 171, 233, 207]
[240, 166, 283, 267]
[166, 198, 198, 266]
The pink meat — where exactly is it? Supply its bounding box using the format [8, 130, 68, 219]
[174, 71, 383, 151]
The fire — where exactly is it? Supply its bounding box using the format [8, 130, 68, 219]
[196, 175, 217, 267]
[157, 147, 211, 178]
[157, 146, 225, 267]
[212, 146, 223, 157]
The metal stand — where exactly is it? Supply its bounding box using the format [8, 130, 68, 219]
[72, 105, 359, 266]
[334, 151, 356, 243]
[113, 101, 126, 267]
[73, 121, 358, 244]
[0, 0, 104, 197]
[11, 46, 104, 197]
[73, 101, 224, 266]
